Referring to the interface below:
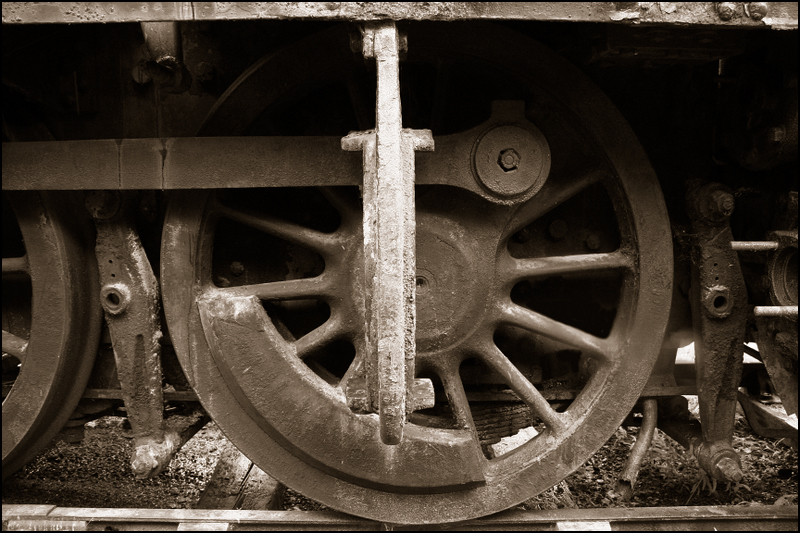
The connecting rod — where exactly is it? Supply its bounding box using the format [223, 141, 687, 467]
[342, 21, 434, 445]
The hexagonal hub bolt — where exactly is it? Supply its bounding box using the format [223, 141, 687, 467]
[498, 148, 520, 171]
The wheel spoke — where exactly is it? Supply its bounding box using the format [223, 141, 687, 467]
[2, 330, 28, 362]
[501, 251, 634, 286]
[436, 361, 478, 432]
[210, 275, 333, 301]
[477, 342, 567, 434]
[2, 256, 29, 276]
[293, 315, 346, 360]
[499, 302, 613, 363]
[213, 200, 336, 255]
[504, 168, 603, 239]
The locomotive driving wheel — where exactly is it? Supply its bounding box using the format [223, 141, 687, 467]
[162, 23, 672, 523]
[2, 192, 102, 478]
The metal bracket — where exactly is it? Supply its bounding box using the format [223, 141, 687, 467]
[686, 182, 747, 483]
[86, 191, 179, 477]
[341, 21, 434, 445]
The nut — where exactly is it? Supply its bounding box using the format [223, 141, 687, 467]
[101, 284, 132, 315]
[703, 285, 734, 318]
[707, 190, 735, 218]
[230, 261, 245, 276]
[717, 2, 736, 21]
[498, 149, 520, 171]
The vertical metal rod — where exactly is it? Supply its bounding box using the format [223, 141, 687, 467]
[372, 22, 409, 445]
[342, 22, 434, 445]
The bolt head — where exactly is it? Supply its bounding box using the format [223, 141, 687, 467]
[498, 148, 521, 171]
[585, 234, 601, 251]
[748, 2, 768, 20]
[709, 190, 735, 217]
[717, 2, 736, 21]
[230, 261, 245, 276]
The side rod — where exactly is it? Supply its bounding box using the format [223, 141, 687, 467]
[342, 21, 434, 444]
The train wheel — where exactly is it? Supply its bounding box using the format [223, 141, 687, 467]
[2, 192, 102, 478]
[162, 23, 672, 523]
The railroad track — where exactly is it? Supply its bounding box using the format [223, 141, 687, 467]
[3, 503, 797, 531]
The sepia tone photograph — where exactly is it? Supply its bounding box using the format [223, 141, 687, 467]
[2, 2, 797, 530]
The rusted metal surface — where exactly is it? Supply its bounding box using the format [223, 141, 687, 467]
[2, 192, 102, 479]
[3, 2, 798, 28]
[87, 191, 175, 478]
[685, 182, 748, 483]
[195, 294, 486, 492]
[3, 504, 798, 531]
[614, 398, 658, 501]
[658, 409, 737, 475]
[341, 21, 434, 445]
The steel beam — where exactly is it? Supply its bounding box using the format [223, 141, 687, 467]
[3, 126, 540, 194]
[3, 2, 797, 29]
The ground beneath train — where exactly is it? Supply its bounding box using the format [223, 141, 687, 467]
[1, 397, 796, 512]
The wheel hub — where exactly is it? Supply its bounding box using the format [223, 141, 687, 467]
[415, 213, 490, 353]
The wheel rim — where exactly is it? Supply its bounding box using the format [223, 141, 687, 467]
[2, 191, 102, 478]
[162, 23, 672, 523]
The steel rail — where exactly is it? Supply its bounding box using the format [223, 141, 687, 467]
[3, 504, 797, 531]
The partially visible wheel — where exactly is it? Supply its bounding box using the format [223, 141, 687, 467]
[162, 23, 672, 523]
[2, 191, 102, 478]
